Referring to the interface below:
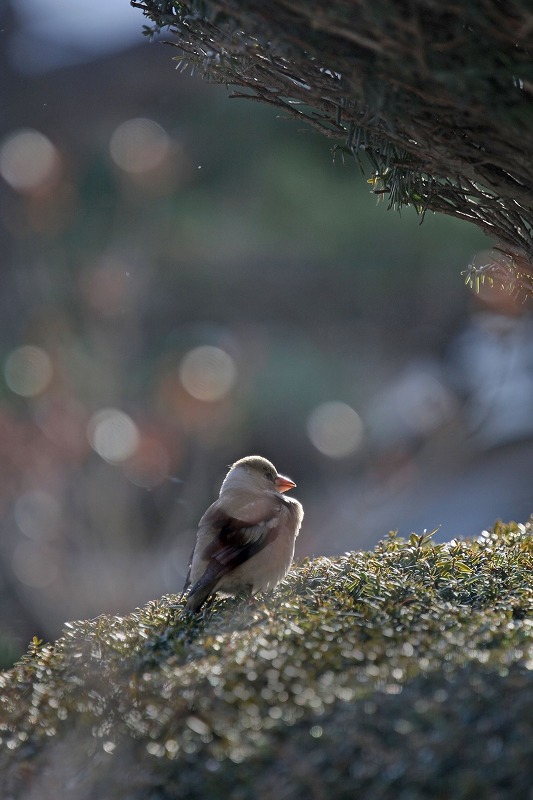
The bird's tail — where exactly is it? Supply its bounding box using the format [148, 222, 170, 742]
[185, 576, 221, 613]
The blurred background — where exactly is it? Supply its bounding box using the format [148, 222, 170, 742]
[1, 0, 532, 664]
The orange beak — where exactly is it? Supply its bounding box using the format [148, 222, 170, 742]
[275, 474, 296, 493]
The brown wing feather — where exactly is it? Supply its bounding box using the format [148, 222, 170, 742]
[185, 503, 282, 611]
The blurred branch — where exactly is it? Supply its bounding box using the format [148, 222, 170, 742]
[131, 0, 533, 282]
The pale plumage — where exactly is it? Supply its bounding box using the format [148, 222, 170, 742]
[183, 456, 303, 612]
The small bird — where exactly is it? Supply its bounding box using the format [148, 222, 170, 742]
[183, 455, 303, 613]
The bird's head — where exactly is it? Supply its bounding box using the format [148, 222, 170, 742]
[221, 455, 296, 495]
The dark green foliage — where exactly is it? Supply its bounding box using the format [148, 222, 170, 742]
[131, 0, 533, 284]
[1, 521, 532, 797]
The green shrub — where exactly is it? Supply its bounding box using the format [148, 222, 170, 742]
[1, 521, 532, 798]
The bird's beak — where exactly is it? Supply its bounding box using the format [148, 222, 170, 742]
[275, 474, 296, 493]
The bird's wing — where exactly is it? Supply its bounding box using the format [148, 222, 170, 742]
[201, 492, 282, 565]
[203, 513, 280, 566]
[185, 495, 282, 611]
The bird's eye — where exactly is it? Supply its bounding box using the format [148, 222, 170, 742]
[263, 467, 275, 482]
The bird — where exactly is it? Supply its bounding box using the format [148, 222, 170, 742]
[183, 455, 303, 613]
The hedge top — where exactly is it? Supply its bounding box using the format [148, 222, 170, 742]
[1, 521, 532, 798]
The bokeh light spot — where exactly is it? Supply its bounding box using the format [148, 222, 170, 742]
[179, 346, 237, 402]
[307, 401, 364, 458]
[4, 345, 53, 397]
[87, 408, 139, 463]
[14, 490, 60, 542]
[0, 129, 58, 193]
[109, 118, 169, 174]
